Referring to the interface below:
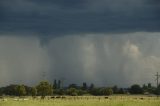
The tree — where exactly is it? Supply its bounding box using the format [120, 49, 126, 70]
[112, 85, 118, 94]
[31, 87, 37, 97]
[89, 83, 95, 90]
[54, 89, 65, 95]
[106, 88, 113, 95]
[3, 85, 19, 96]
[66, 88, 78, 96]
[36, 81, 53, 99]
[100, 88, 113, 95]
[130, 84, 143, 94]
[82, 82, 87, 90]
[24, 86, 32, 96]
[90, 88, 100, 95]
[142, 83, 155, 94]
[118, 88, 125, 94]
[68, 84, 78, 89]
[57, 80, 61, 89]
[90, 87, 113, 96]
[16, 85, 26, 96]
[148, 83, 152, 88]
[77, 89, 88, 95]
[0, 88, 3, 96]
[53, 80, 57, 89]
[154, 84, 160, 95]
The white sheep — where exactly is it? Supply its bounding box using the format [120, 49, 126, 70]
[13, 98, 18, 101]
[23, 98, 29, 101]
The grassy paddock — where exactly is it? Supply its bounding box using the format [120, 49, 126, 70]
[0, 95, 160, 106]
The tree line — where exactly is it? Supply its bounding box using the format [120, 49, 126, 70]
[0, 80, 160, 98]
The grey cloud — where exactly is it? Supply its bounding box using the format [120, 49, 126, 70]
[45, 32, 160, 87]
[1, 32, 160, 87]
[0, 0, 160, 36]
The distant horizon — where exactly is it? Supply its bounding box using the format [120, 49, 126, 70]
[0, 78, 156, 88]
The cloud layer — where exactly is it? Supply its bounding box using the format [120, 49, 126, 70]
[0, 0, 160, 35]
[0, 32, 160, 87]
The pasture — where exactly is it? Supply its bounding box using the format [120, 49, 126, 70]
[0, 95, 160, 106]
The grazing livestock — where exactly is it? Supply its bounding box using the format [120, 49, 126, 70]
[56, 96, 61, 99]
[104, 96, 109, 99]
[62, 96, 66, 99]
[140, 98, 144, 100]
[13, 98, 18, 101]
[51, 96, 56, 99]
[0, 96, 4, 99]
[23, 98, 29, 101]
[13, 98, 29, 101]
[50, 96, 66, 99]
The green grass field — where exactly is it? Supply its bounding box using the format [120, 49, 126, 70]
[1, 96, 160, 106]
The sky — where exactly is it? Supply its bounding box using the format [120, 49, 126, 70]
[0, 0, 160, 87]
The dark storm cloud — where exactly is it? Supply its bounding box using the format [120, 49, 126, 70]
[0, 0, 160, 36]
